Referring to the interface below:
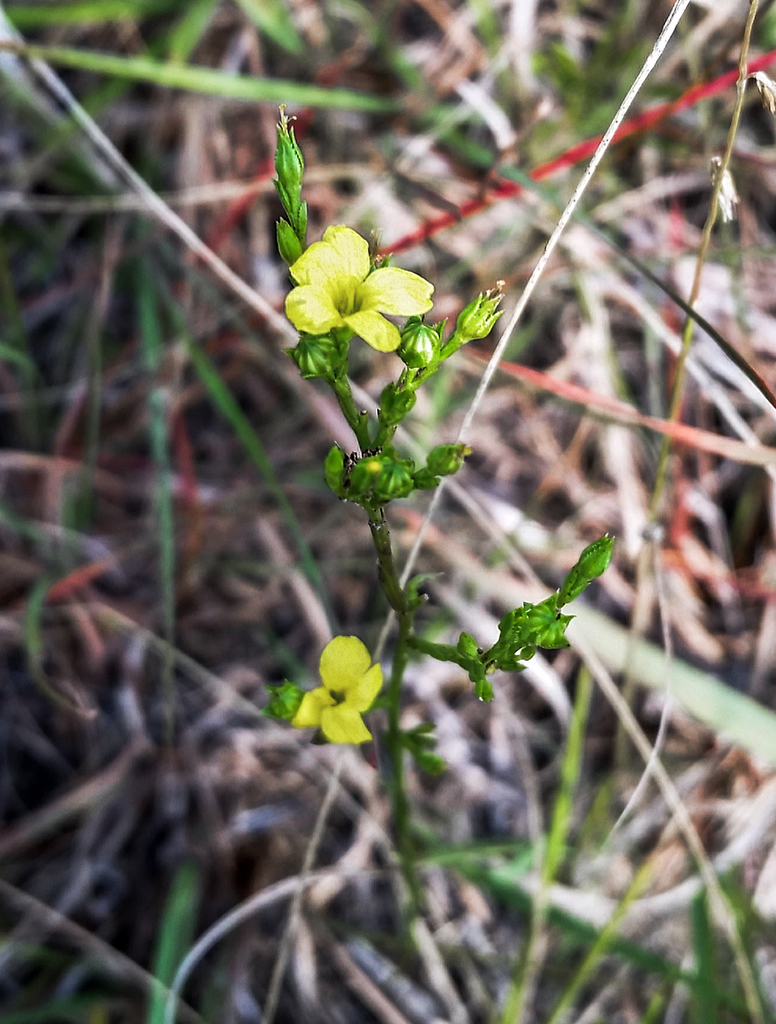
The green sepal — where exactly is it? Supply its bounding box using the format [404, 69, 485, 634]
[264, 680, 304, 720]
[452, 286, 504, 345]
[558, 534, 614, 607]
[274, 110, 304, 194]
[277, 219, 303, 265]
[288, 332, 347, 380]
[426, 443, 471, 477]
[290, 199, 308, 242]
[379, 382, 416, 427]
[372, 458, 415, 503]
[348, 454, 384, 501]
[398, 317, 440, 368]
[457, 632, 480, 659]
[324, 446, 348, 498]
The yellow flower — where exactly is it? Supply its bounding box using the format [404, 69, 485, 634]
[285, 225, 434, 352]
[291, 635, 383, 743]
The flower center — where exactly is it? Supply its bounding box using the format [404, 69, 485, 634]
[329, 276, 360, 317]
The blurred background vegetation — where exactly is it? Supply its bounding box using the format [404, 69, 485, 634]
[4, 1, 776, 1022]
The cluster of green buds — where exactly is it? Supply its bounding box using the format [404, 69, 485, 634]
[325, 442, 471, 510]
[413, 535, 614, 701]
[370, 298, 502, 450]
[274, 108, 308, 266]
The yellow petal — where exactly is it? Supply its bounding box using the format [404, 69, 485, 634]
[357, 267, 434, 316]
[346, 662, 383, 713]
[321, 225, 370, 283]
[321, 706, 373, 744]
[285, 285, 343, 334]
[288, 238, 336, 289]
[319, 636, 372, 692]
[344, 310, 401, 352]
[291, 687, 334, 729]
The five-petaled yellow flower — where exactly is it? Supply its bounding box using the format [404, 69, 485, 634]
[285, 225, 434, 353]
[291, 635, 382, 744]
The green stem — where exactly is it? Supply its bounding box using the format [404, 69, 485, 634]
[366, 509, 421, 911]
[368, 512, 410, 615]
[331, 374, 372, 451]
[385, 608, 421, 912]
[408, 634, 465, 667]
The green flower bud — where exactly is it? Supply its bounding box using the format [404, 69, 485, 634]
[379, 383, 416, 427]
[426, 443, 471, 477]
[373, 460, 415, 503]
[324, 446, 348, 498]
[288, 333, 345, 380]
[290, 199, 308, 242]
[264, 680, 304, 721]
[412, 468, 439, 490]
[558, 534, 614, 607]
[277, 219, 303, 266]
[274, 109, 304, 200]
[398, 317, 440, 368]
[348, 456, 383, 501]
[455, 284, 504, 344]
[457, 632, 480, 659]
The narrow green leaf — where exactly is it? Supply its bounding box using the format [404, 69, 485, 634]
[5, 1, 176, 27]
[544, 664, 593, 883]
[545, 860, 652, 1024]
[458, 862, 747, 1013]
[23, 576, 76, 710]
[569, 608, 776, 768]
[137, 263, 177, 742]
[147, 862, 201, 1024]
[234, 0, 303, 54]
[1, 41, 400, 112]
[166, 0, 220, 65]
[690, 890, 720, 1024]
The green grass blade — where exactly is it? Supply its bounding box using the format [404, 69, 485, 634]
[0, 234, 40, 446]
[166, 0, 221, 64]
[137, 261, 177, 742]
[457, 861, 747, 1014]
[544, 664, 593, 884]
[1, 41, 400, 111]
[234, 0, 303, 55]
[147, 862, 201, 1024]
[23, 575, 77, 710]
[5, 1, 178, 27]
[500, 665, 594, 1024]
[545, 859, 651, 1024]
[0, 498, 45, 547]
[690, 888, 720, 1024]
[569, 608, 776, 769]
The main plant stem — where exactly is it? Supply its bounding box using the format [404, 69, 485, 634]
[368, 512, 421, 913]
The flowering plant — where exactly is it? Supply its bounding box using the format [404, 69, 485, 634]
[265, 110, 613, 901]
